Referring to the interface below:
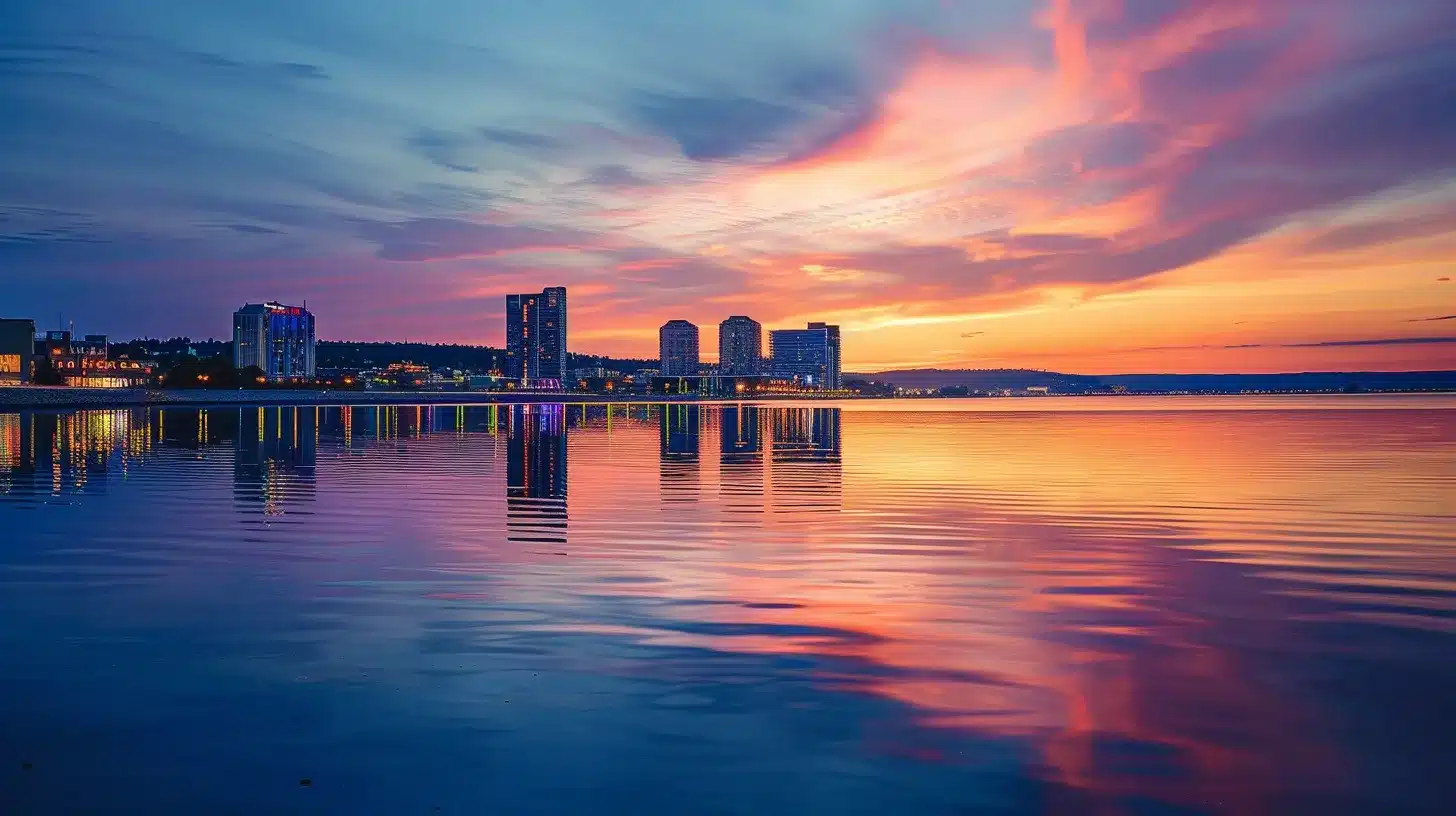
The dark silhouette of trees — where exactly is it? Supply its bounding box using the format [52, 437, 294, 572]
[162, 356, 246, 389]
[31, 356, 65, 386]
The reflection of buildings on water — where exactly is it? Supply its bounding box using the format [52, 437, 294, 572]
[506, 404, 568, 543]
[719, 405, 764, 511]
[328, 404, 488, 446]
[771, 407, 841, 460]
[316, 405, 478, 448]
[720, 405, 762, 457]
[767, 407, 842, 516]
[0, 409, 158, 495]
[234, 406, 317, 515]
[0, 413, 23, 475]
[346, 405, 403, 443]
[650, 405, 840, 515]
[159, 407, 238, 449]
[659, 404, 701, 503]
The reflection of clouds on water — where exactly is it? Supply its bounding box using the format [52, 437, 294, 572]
[0, 400, 1452, 812]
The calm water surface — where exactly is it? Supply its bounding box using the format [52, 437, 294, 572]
[1, 397, 1453, 814]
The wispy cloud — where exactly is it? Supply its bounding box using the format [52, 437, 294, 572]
[1278, 337, 1456, 348]
[0, 0, 1452, 371]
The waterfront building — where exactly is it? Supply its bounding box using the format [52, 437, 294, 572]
[33, 330, 154, 387]
[505, 286, 567, 385]
[650, 374, 794, 397]
[718, 316, 762, 375]
[659, 320, 700, 378]
[36, 330, 105, 362]
[233, 302, 316, 381]
[0, 318, 35, 385]
[807, 322, 842, 390]
[770, 323, 842, 389]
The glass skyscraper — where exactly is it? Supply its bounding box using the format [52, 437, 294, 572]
[770, 322, 842, 389]
[717, 315, 762, 375]
[808, 321, 841, 390]
[505, 286, 567, 383]
[232, 302, 315, 381]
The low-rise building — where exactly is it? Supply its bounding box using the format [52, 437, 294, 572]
[0, 318, 35, 385]
[651, 374, 797, 397]
[35, 331, 156, 387]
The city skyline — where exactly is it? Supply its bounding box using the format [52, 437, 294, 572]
[2, 1, 1454, 374]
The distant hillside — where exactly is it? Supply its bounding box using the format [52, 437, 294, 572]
[848, 368, 1456, 393]
[317, 342, 655, 373]
[1102, 371, 1456, 393]
[848, 369, 1101, 391]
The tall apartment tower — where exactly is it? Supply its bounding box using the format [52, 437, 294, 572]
[717, 315, 762, 375]
[807, 321, 841, 390]
[233, 302, 316, 380]
[659, 320, 700, 378]
[505, 286, 568, 382]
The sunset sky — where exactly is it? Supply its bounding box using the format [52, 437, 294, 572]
[2, 0, 1454, 373]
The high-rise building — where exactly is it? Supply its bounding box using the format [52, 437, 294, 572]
[659, 320, 700, 378]
[718, 315, 762, 375]
[505, 286, 567, 383]
[808, 322, 842, 390]
[0, 318, 36, 385]
[770, 323, 842, 389]
[233, 302, 316, 381]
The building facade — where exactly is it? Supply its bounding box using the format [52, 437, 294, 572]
[718, 315, 762, 375]
[651, 374, 792, 397]
[505, 286, 567, 384]
[0, 318, 35, 385]
[233, 302, 316, 381]
[808, 322, 842, 390]
[770, 323, 842, 389]
[659, 320, 700, 378]
[34, 331, 154, 387]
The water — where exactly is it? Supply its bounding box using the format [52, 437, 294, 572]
[1, 397, 1453, 814]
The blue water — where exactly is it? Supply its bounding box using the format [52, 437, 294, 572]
[1, 398, 1453, 814]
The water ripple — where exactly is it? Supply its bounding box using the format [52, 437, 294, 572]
[1, 398, 1453, 814]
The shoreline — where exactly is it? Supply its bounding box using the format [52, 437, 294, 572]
[1, 386, 1451, 411]
[0, 387, 850, 411]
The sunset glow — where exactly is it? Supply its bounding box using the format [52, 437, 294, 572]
[3, 0, 1453, 372]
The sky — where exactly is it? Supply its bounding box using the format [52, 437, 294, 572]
[1, 0, 1454, 374]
